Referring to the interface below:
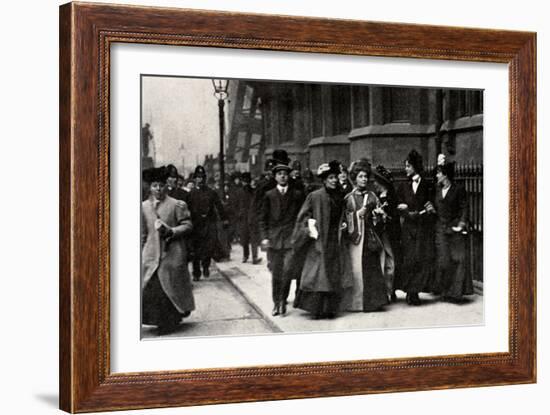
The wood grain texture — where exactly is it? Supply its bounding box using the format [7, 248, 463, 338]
[59, 2, 537, 412]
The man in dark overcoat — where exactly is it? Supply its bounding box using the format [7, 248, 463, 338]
[396, 149, 436, 305]
[186, 165, 225, 281]
[252, 150, 294, 269]
[260, 163, 305, 316]
[235, 172, 261, 264]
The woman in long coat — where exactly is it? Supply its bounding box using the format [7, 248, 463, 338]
[141, 167, 195, 334]
[340, 159, 389, 312]
[293, 161, 353, 319]
[432, 161, 473, 302]
[396, 149, 436, 306]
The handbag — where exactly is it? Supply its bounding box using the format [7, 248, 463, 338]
[365, 227, 383, 252]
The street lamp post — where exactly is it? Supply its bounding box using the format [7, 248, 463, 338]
[212, 79, 229, 198]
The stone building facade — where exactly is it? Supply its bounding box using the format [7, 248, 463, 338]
[225, 80, 483, 176]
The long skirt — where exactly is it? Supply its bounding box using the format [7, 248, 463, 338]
[341, 223, 388, 312]
[433, 227, 473, 299]
[142, 272, 183, 328]
[400, 221, 434, 294]
[294, 234, 342, 317]
[362, 243, 389, 311]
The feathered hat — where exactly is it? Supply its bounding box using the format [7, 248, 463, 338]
[372, 165, 394, 188]
[317, 160, 342, 179]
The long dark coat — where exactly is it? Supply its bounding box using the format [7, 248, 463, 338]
[379, 189, 402, 291]
[433, 184, 473, 298]
[397, 177, 435, 293]
[292, 187, 353, 293]
[186, 185, 225, 260]
[141, 196, 195, 313]
[233, 185, 255, 242]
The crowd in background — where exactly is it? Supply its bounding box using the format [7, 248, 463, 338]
[141, 148, 472, 333]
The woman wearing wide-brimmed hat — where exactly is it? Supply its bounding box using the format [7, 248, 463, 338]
[292, 161, 352, 319]
[141, 166, 195, 334]
[339, 159, 389, 312]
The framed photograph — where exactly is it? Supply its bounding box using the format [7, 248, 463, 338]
[59, 2, 536, 412]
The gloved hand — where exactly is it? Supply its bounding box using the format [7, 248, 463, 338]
[159, 225, 174, 240]
[424, 201, 436, 214]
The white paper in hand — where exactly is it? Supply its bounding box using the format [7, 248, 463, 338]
[308, 218, 319, 240]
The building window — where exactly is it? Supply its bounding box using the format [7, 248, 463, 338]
[278, 87, 294, 143]
[294, 83, 306, 141]
[310, 84, 323, 137]
[450, 89, 483, 119]
[385, 87, 411, 123]
[331, 85, 351, 134]
[262, 99, 272, 147]
[352, 85, 369, 128]
[468, 90, 483, 115]
[242, 85, 254, 114]
[254, 97, 262, 120]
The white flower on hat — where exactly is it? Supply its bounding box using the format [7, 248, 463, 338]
[316, 163, 330, 176]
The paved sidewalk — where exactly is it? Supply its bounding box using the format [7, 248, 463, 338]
[216, 244, 484, 335]
[142, 264, 277, 339]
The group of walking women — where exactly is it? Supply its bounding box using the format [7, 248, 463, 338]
[140, 147, 474, 333]
[272, 149, 473, 320]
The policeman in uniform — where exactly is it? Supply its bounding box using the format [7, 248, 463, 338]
[186, 165, 225, 281]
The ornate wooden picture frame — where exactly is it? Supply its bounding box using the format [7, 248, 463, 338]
[59, 2, 536, 412]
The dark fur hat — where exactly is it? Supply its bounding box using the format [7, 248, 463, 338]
[405, 149, 424, 173]
[142, 166, 169, 184]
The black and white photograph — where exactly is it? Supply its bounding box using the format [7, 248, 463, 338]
[140, 76, 484, 338]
